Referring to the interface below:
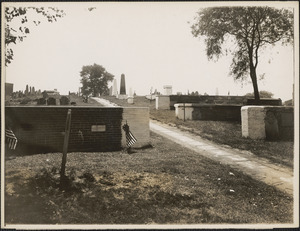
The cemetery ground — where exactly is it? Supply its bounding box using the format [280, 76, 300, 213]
[4, 94, 294, 224]
[5, 132, 293, 224]
[101, 96, 294, 169]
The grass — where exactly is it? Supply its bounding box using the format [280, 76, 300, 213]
[101, 96, 294, 168]
[5, 132, 293, 224]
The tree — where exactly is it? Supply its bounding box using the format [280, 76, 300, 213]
[80, 64, 114, 97]
[191, 6, 293, 101]
[25, 84, 29, 95]
[245, 90, 274, 98]
[4, 6, 65, 66]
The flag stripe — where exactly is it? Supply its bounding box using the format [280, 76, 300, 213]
[126, 131, 137, 147]
[5, 128, 18, 150]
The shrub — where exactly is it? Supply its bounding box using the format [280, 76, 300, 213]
[60, 96, 70, 105]
[20, 97, 31, 105]
[37, 98, 47, 105]
[47, 97, 56, 105]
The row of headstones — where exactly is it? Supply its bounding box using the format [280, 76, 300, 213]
[37, 96, 75, 105]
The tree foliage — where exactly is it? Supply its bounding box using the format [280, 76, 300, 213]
[191, 6, 293, 100]
[80, 64, 114, 97]
[4, 6, 65, 66]
[245, 90, 274, 98]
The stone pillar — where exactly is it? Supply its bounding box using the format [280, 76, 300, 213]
[112, 79, 117, 96]
[129, 87, 133, 97]
[109, 86, 113, 96]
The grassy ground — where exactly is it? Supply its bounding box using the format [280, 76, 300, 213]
[101, 96, 294, 168]
[5, 133, 293, 225]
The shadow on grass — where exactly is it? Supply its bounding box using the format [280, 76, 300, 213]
[5, 167, 221, 224]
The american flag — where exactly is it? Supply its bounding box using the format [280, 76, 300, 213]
[122, 122, 137, 147]
[5, 128, 18, 150]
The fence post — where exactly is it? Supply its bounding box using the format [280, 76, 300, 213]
[183, 103, 185, 122]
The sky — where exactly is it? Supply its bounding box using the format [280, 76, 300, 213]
[3, 2, 299, 101]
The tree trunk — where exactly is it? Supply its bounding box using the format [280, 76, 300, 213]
[249, 63, 260, 102]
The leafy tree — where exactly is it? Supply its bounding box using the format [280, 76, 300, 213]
[191, 6, 293, 101]
[80, 64, 114, 97]
[4, 6, 65, 65]
[245, 90, 274, 98]
[25, 84, 29, 95]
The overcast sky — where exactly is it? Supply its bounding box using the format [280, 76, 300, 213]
[3, 2, 298, 101]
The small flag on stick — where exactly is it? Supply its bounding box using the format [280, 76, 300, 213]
[122, 121, 137, 147]
[5, 128, 18, 150]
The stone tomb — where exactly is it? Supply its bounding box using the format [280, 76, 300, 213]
[175, 103, 242, 121]
[241, 106, 294, 140]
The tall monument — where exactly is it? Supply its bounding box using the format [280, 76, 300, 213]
[112, 79, 117, 96]
[120, 74, 126, 95]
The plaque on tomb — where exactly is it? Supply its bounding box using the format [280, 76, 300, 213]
[91, 125, 106, 132]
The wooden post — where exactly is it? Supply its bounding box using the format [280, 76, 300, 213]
[60, 109, 72, 188]
[183, 103, 186, 122]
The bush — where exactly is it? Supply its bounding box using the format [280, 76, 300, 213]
[47, 97, 56, 105]
[37, 98, 47, 105]
[20, 97, 31, 105]
[60, 96, 70, 105]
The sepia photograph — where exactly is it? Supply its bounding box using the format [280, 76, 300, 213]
[1, 1, 299, 229]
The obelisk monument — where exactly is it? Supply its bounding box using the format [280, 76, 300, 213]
[118, 74, 127, 99]
[120, 74, 126, 95]
[112, 79, 117, 96]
